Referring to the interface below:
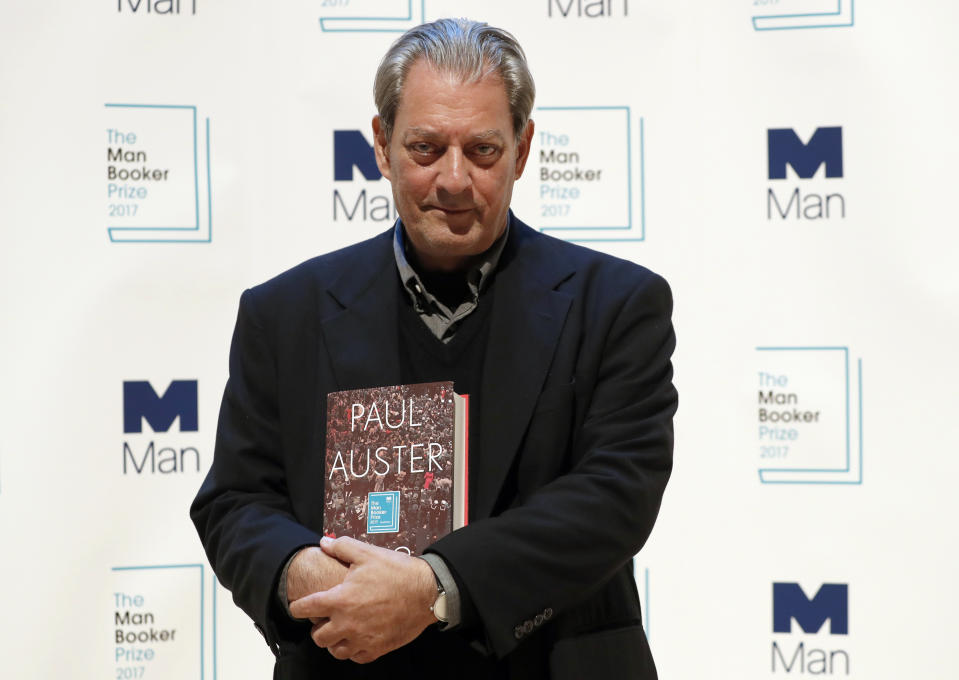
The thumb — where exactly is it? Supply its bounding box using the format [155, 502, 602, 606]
[320, 535, 368, 564]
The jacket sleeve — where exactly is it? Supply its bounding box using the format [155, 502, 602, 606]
[427, 271, 677, 658]
[190, 289, 321, 650]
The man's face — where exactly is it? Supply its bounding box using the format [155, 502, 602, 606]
[373, 59, 534, 272]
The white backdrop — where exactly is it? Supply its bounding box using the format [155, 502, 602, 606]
[2, 2, 958, 678]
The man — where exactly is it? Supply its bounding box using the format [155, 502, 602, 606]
[192, 18, 676, 680]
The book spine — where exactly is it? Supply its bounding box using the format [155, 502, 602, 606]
[454, 393, 469, 529]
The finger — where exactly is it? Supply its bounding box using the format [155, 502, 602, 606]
[311, 618, 347, 650]
[319, 535, 369, 564]
[326, 641, 354, 661]
[350, 649, 374, 664]
[289, 589, 335, 620]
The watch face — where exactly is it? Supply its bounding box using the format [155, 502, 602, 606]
[433, 591, 449, 623]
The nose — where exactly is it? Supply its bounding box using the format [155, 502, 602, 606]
[435, 147, 471, 196]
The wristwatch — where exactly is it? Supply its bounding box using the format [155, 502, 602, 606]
[430, 578, 449, 624]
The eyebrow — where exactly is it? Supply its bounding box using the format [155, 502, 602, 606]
[403, 127, 506, 143]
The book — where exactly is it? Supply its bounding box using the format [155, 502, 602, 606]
[323, 381, 468, 555]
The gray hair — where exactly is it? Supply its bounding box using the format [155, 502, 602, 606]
[374, 18, 536, 142]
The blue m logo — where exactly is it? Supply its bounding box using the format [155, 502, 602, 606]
[334, 130, 382, 181]
[123, 380, 198, 433]
[768, 127, 843, 180]
[773, 583, 848, 635]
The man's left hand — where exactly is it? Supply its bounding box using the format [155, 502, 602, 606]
[288, 536, 438, 664]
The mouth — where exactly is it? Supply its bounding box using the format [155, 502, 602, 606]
[429, 206, 474, 216]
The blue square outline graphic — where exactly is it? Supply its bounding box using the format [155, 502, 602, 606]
[643, 567, 650, 638]
[320, 0, 426, 33]
[212, 574, 218, 680]
[753, 0, 855, 31]
[111, 563, 205, 679]
[367, 491, 401, 533]
[104, 104, 213, 243]
[755, 346, 864, 485]
[536, 107, 646, 243]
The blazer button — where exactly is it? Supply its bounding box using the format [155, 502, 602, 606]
[524, 620, 534, 633]
[544, 608, 554, 620]
[514, 625, 525, 640]
[534, 614, 544, 627]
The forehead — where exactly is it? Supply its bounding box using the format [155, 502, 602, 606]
[394, 59, 512, 134]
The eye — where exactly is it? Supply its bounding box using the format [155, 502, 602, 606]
[409, 142, 437, 155]
[473, 144, 497, 156]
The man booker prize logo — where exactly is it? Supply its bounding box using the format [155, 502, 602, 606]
[122, 380, 201, 475]
[319, 0, 425, 33]
[331, 129, 398, 225]
[112, 565, 203, 679]
[547, 0, 629, 19]
[766, 126, 846, 221]
[514, 106, 646, 243]
[105, 104, 213, 243]
[772, 582, 850, 675]
[752, 0, 855, 31]
[756, 346, 863, 484]
[117, 0, 196, 15]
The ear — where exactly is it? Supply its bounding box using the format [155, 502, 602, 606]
[513, 119, 535, 179]
[372, 115, 392, 181]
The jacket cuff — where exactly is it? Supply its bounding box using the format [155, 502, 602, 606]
[419, 552, 461, 629]
[275, 546, 316, 620]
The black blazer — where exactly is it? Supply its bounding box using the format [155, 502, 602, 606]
[191, 216, 677, 679]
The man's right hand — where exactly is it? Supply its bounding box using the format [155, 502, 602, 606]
[287, 546, 349, 607]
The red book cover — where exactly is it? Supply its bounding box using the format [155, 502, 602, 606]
[324, 381, 468, 555]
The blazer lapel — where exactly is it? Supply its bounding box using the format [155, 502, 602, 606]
[475, 221, 574, 520]
[318, 236, 403, 391]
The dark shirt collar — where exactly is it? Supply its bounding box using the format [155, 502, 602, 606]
[393, 213, 510, 340]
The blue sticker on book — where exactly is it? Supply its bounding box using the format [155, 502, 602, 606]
[367, 491, 400, 534]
